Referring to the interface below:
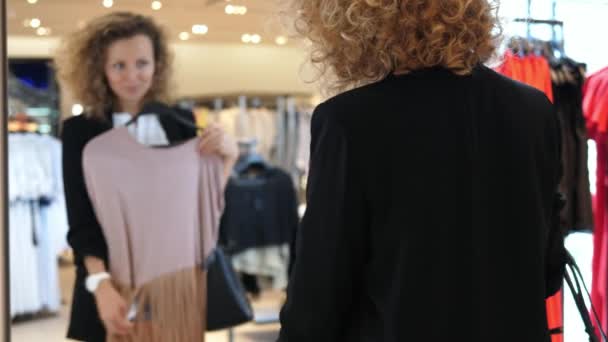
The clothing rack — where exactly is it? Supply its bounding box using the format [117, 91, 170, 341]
[515, 0, 563, 44]
[204, 93, 299, 342]
[177, 92, 313, 111]
[512, 16, 565, 55]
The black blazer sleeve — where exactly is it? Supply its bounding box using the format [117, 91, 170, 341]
[163, 107, 197, 141]
[544, 105, 567, 298]
[279, 104, 368, 341]
[62, 117, 108, 266]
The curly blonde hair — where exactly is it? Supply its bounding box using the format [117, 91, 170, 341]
[287, 0, 500, 92]
[55, 12, 172, 121]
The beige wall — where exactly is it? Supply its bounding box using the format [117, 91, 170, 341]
[7, 35, 317, 98]
[170, 42, 316, 97]
[9, 35, 318, 118]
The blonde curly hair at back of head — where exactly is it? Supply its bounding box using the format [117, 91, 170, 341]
[55, 12, 172, 121]
[286, 0, 501, 93]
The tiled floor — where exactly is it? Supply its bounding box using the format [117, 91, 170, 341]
[12, 308, 280, 342]
[11, 263, 281, 342]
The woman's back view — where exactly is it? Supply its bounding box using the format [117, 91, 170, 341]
[279, 1, 565, 341]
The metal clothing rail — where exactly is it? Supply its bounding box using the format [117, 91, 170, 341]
[513, 18, 564, 26]
[516, 0, 563, 43]
[513, 17, 565, 54]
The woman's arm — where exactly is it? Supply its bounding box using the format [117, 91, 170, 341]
[542, 102, 566, 297]
[62, 117, 109, 269]
[279, 104, 368, 341]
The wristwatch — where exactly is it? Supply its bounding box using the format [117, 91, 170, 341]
[85, 272, 111, 294]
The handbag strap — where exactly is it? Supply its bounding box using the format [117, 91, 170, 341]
[564, 250, 607, 342]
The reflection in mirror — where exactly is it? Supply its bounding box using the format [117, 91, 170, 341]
[6, 1, 317, 341]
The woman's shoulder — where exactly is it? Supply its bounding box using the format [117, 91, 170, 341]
[172, 106, 195, 120]
[476, 65, 555, 121]
[63, 113, 108, 128]
[61, 114, 112, 146]
[476, 65, 551, 104]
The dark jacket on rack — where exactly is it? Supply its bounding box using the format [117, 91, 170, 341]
[62, 108, 196, 342]
[552, 58, 594, 231]
[219, 166, 299, 254]
[279, 66, 565, 342]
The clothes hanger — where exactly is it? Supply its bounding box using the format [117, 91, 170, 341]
[233, 140, 270, 175]
[125, 101, 204, 132]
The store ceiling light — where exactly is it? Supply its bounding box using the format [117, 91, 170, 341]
[225, 4, 247, 15]
[192, 24, 208, 35]
[72, 104, 84, 116]
[103, 0, 114, 8]
[151, 1, 162, 10]
[251, 34, 261, 44]
[27, 0, 38, 4]
[241, 34, 251, 43]
[275, 36, 288, 45]
[179, 32, 190, 41]
[36, 27, 51, 36]
[29, 18, 41, 28]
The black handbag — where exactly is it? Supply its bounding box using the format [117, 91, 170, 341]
[205, 247, 254, 331]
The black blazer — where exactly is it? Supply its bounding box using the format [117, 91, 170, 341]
[279, 66, 565, 342]
[61, 108, 197, 342]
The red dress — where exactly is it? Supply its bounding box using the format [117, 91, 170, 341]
[584, 66, 608, 337]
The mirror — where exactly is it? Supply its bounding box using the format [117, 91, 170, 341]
[5, 1, 316, 341]
[4, 1, 606, 342]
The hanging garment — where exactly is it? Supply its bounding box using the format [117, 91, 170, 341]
[295, 111, 312, 176]
[585, 66, 608, 337]
[220, 167, 298, 254]
[219, 166, 299, 287]
[40, 136, 70, 255]
[250, 108, 278, 161]
[295, 110, 313, 200]
[82, 127, 224, 342]
[232, 245, 290, 290]
[214, 107, 239, 139]
[214, 107, 279, 161]
[497, 52, 554, 102]
[9, 201, 42, 317]
[8, 133, 67, 317]
[551, 59, 593, 232]
[272, 107, 301, 185]
[584, 66, 608, 134]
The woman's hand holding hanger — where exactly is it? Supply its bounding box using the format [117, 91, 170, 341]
[199, 123, 238, 186]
